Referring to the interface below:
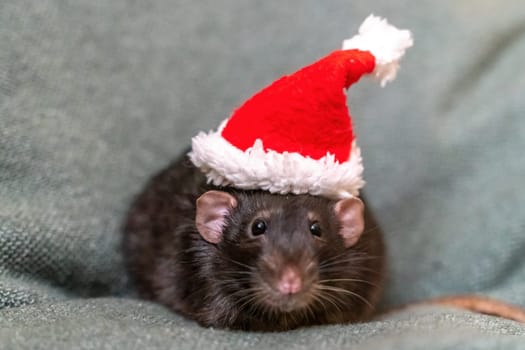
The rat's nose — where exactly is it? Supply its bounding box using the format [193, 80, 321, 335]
[277, 267, 302, 295]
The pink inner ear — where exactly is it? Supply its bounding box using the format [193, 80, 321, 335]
[195, 191, 237, 244]
[334, 197, 365, 248]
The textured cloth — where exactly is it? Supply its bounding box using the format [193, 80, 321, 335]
[1, 0, 525, 348]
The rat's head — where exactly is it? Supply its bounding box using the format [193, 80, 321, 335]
[195, 189, 370, 326]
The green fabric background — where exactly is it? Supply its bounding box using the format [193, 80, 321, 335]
[2, 0, 525, 348]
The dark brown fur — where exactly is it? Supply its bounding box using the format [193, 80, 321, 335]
[122, 153, 385, 331]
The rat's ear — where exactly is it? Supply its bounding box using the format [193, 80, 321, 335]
[196, 190, 238, 244]
[334, 197, 365, 248]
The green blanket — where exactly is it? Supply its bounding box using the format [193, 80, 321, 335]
[2, 0, 525, 348]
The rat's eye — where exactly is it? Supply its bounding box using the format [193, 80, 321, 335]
[251, 219, 267, 236]
[309, 222, 322, 237]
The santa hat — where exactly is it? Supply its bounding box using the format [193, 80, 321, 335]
[189, 15, 413, 199]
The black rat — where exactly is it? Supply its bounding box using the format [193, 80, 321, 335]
[122, 152, 525, 331]
[122, 15, 525, 329]
[122, 151, 385, 331]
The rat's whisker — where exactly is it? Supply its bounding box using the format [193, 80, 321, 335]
[319, 255, 380, 269]
[318, 278, 380, 288]
[316, 285, 373, 310]
[312, 285, 345, 315]
[219, 270, 255, 277]
[320, 266, 381, 276]
[234, 290, 263, 313]
[219, 256, 255, 271]
[309, 290, 330, 316]
[316, 250, 352, 266]
[227, 286, 261, 300]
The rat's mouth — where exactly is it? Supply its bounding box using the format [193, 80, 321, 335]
[257, 281, 315, 313]
[253, 261, 320, 313]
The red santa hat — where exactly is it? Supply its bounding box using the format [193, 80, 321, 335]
[189, 15, 413, 199]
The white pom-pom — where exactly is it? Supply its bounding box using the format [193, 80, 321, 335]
[342, 15, 413, 86]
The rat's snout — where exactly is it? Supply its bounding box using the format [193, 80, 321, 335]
[277, 267, 302, 295]
[257, 249, 319, 312]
